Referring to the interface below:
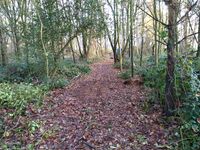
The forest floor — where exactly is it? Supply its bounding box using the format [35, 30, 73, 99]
[8, 59, 168, 149]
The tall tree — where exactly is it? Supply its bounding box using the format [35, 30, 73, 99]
[197, 13, 200, 57]
[140, 4, 145, 67]
[153, 0, 158, 66]
[0, 26, 7, 66]
[130, 0, 134, 77]
[164, 0, 178, 115]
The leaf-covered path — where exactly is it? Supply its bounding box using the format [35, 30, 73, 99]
[30, 60, 167, 149]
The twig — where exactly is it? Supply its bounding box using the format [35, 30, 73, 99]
[176, 0, 198, 25]
[0, 117, 21, 140]
[176, 32, 198, 45]
[80, 138, 96, 149]
[136, 5, 168, 27]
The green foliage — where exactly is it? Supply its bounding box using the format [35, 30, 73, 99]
[174, 57, 200, 150]
[0, 61, 45, 83]
[192, 58, 200, 76]
[113, 60, 131, 69]
[0, 63, 29, 82]
[45, 59, 90, 89]
[158, 29, 168, 41]
[0, 83, 46, 116]
[135, 55, 200, 150]
[136, 55, 167, 104]
[56, 59, 90, 78]
[0, 59, 90, 89]
[118, 70, 131, 80]
[28, 120, 40, 134]
[45, 78, 69, 90]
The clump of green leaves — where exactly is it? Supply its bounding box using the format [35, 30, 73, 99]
[45, 78, 69, 90]
[0, 59, 90, 90]
[44, 59, 90, 89]
[28, 120, 40, 134]
[113, 60, 131, 69]
[173, 57, 200, 150]
[56, 59, 90, 79]
[118, 70, 132, 80]
[0, 83, 46, 116]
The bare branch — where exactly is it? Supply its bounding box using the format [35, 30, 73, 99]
[176, 32, 198, 45]
[106, 0, 114, 14]
[176, 0, 198, 25]
[136, 4, 168, 27]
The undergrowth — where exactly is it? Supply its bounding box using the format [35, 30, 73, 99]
[118, 55, 200, 150]
[113, 59, 131, 69]
[0, 59, 90, 89]
[0, 58, 90, 148]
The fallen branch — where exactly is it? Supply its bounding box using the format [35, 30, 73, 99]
[79, 137, 96, 149]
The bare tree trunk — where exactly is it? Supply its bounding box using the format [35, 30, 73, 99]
[183, 15, 188, 52]
[82, 32, 87, 59]
[130, 0, 134, 77]
[197, 14, 200, 57]
[153, 0, 158, 66]
[104, 33, 107, 53]
[158, 0, 163, 56]
[70, 40, 76, 63]
[14, 30, 20, 58]
[76, 36, 83, 58]
[113, 0, 118, 63]
[140, 9, 145, 66]
[0, 28, 7, 66]
[165, 0, 177, 115]
[86, 30, 92, 59]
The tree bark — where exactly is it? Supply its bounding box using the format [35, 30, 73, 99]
[76, 36, 83, 58]
[0, 28, 7, 66]
[130, 0, 134, 77]
[153, 0, 158, 66]
[165, 0, 177, 115]
[197, 14, 200, 57]
[70, 41, 76, 63]
[140, 9, 145, 66]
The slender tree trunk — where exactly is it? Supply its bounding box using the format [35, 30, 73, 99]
[153, 0, 158, 66]
[104, 33, 107, 53]
[82, 32, 87, 59]
[183, 15, 188, 53]
[113, 0, 118, 63]
[126, 3, 130, 58]
[34, 1, 49, 78]
[197, 14, 200, 57]
[120, 3, 125, 71]
[14, 30, 20, 58]
[130, 0, 134, 77]
[0, 28, 6, 66]
[76, 36, 83, 58]
[165, 0, 177, 115]
[140, 10, 145, 66]
[158, 0, 162, 56]
[70, 41, 76, 63]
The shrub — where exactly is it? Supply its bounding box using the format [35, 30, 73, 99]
[113, 60, 131, 69]
[135, 55, 200, 150]
[0, 59, 90, 89]
[0, 61, 46, 83]
[174, 57, 200, 150]
[118, 70, 132, 80]
[0, 83, 47, 116]
[45, 78, 69, 90]
[56, 59, 90, 79]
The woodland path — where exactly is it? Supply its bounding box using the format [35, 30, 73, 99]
[30, 59, 167, 150]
